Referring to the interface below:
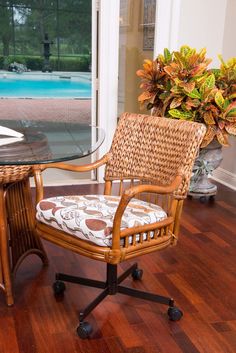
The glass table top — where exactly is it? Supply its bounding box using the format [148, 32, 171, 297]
[0, 120, 105, 165]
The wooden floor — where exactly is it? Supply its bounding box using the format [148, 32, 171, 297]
[1, 183, 236, 353]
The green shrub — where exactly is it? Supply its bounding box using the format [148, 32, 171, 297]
[0, 56, 4, 69]
[0, 54, 90, 72]
[0, 55, 15, 69]
[25, 56, 43, 70]
[8, 55, 26, 65]
[50, 55, 90, 71]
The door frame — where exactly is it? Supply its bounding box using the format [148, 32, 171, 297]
[154, 0, 181, 56]
[96, 0, 120, 182]
[96, 0, 181, 182]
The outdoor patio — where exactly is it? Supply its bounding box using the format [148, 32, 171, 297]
[0, 98, 91, 123]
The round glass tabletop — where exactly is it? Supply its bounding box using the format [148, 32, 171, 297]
[0, 120, 105, 165]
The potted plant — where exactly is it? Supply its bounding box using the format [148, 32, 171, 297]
[137, 46, 236, 198]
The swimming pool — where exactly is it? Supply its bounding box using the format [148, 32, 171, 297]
[0, 72, 91, 98]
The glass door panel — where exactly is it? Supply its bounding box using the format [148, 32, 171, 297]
[0, 0, 94, 184]
[118, 0, 157, 115]
[0, 1, 92, 122]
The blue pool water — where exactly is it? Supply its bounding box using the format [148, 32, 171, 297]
[0, 74, 91, 98]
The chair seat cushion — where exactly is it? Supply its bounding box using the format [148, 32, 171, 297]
[36, 195, 167, 247]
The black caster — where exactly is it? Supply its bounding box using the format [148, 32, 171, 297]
[199, 196, 207, 203]
[188, 192, 216, 203]
[132, 268, 143, 280]
[53, 280, 66, 296]
[199, 195, 215, 203]
[77, 321, 93, 339]
[167, 306, 183, 321]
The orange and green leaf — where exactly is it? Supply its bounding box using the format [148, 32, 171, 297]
[138, 91, 155, 102]
[203, 112, 215, 125]
[186, 88, 201, 99]
[164, 48, 172, 63]
[179, 81, 195, 93]
[200, 74, 215, 96]
[215, 91, 225, 109]
[170, 97, 183, 109]
[225, 116, 236, 122]
[136, 46, 236, 147]
[225, 123, 236, 136]
[201, 125, 217, 147]
[168, 109, 193, 120]
[216, 130, 229, 146]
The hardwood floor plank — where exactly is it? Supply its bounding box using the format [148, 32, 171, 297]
[0, 313, 20, 353]
[0, 183, 236, 352]
[172, 330, 201, 353]
[179, 312, 236, 353]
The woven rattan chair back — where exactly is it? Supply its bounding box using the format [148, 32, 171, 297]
[105, 113, 206, 198]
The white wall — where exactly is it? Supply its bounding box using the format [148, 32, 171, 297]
[222, 0, 236, 59]
[215, 0, 236, 188]
[173, 0, 236, 189]
[177, 0, 227, 67]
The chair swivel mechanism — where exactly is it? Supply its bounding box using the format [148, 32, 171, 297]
[33, 113, 206, 338]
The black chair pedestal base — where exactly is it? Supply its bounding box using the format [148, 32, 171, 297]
[53, 262, 183, 339]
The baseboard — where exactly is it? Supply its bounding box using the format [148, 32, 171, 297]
[212, 167, 236, 191]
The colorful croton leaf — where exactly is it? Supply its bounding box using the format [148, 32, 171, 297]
[137, 45, 236, 147]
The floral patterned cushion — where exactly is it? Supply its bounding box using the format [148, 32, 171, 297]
[36, 195, 167, 247]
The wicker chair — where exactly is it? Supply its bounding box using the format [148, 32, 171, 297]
[33, 112, 206, 338]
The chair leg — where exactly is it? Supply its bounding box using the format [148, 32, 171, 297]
[53, 262, 183, 339]
[117, 285, 174, 306]
[79, 287, 109, 322]
[117, 262, 138, 284]
[55, 272, 106, 289]
[77, 289, 109, 339]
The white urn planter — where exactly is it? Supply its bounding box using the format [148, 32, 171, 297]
[188, 140, 223, 201]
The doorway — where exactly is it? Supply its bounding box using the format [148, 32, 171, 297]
[0, 0, 93, 125]
[0, 0, 96, 185]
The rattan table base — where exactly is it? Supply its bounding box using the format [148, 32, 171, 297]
[0, 170, 48, 306]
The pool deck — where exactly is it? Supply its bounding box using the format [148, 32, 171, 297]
[0, 70, 91, 80]
[0, 98, 91, 123]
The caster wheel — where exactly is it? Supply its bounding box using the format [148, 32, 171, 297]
[77, 322, 93, 339]
[199, 196, 207, 203]
[167, 306, 183, 321]
[132, 268, 143, 280]
[53, 280, 66, 296]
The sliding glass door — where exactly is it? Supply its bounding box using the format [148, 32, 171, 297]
[118, 0, 157, 115]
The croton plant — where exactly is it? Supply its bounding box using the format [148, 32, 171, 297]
[137, 46, 236, 147]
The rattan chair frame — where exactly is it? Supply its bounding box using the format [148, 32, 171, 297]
[33, 113, 206, 338]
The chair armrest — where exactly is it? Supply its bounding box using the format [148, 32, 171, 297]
[36, 153, 110, 172]
[111, 175, 182, 249]
[122, 175, 182, 198]
[33, 153, 110, 204]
